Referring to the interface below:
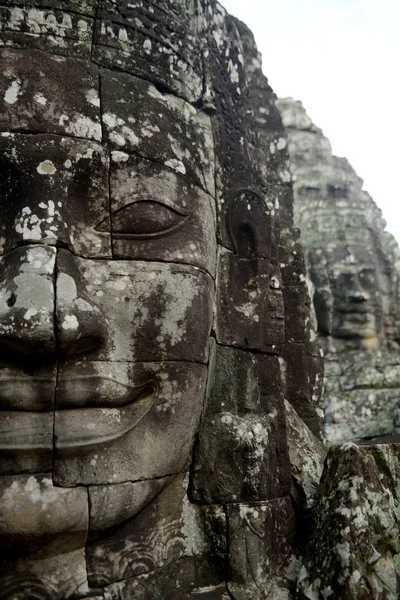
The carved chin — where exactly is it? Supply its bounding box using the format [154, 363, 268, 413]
[0, 471, 174, 544]
[332, 311, 378, 340]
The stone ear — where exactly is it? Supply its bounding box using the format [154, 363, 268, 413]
[228, 190, 272, 259]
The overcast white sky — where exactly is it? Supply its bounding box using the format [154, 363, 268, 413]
[221, 0, 400, 243]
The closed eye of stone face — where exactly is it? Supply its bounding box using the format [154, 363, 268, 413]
[97, 200, 188, 238]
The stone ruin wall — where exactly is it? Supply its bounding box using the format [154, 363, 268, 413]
[277, 97, 400, 444]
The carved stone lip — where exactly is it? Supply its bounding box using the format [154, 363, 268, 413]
[0, 376, 55, 411]
[55, 390, 155, 451]
[55, 376, 156, 409]
[0, 382, 156, 453]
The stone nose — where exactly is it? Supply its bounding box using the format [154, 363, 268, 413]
[55, 249, 109, 358]
[346, 289, 369, 303]
[0, 245, 56, 357]
[0, 245, 109, 359]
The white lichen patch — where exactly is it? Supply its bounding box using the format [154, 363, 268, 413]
[4, 78, 21, 104]
[37, 160, 57, 175]
[57, 273, 77, 303]
[236, 301, 260, 322]
[59, 114, 101, 141]
[180, 482, 207, 556]
[164, 159, 186, 174]
[277, 137, 287, 150]
[61, 314, 79, 330]
[142, 38, 152, 53]
[100, 408, 121, 423]
[279, 170, 291, 183]
[85, 88, 100, 108]
[111, 150, 129, 162]
[23, 308, 38, 321]
[33, 92, 47, 106]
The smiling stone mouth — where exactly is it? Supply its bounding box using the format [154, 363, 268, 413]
[55, 390, 155, 450]
[0, 380, 156, 453]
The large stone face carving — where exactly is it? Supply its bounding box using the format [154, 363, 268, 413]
[278, 97, 400, 443]
[0, 2, 323, 599]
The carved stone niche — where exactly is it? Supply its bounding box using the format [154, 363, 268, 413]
[215, 190, 284, 354]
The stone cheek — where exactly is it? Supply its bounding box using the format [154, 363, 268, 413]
[54, 362, 208, 486]
[69, 258, 213, 363]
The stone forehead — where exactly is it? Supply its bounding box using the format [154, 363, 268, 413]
[0, 1, 240, 101]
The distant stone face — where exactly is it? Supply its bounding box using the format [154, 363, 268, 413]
[277, 98, 400, 443]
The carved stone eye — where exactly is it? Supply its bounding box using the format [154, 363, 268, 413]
[97, 201, 188, 238]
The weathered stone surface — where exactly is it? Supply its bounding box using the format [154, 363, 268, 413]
[87, 472, 226, 587]
[0, 474, 89, 599]
[0, 133, 110, 258]
[0, 245, 56, 355]
[93, 0, 204, 104]
[0, 473, 87, 543]
[297, 443, 400, 599]
[0, 410, 52, 475]
[89, 476, 173, 532]
[55, 258, 213, 363]
[234, 18, 294, 229]
[0, 50, 101, 138]
[1, 0, 97, 14]
[285, 400, 325, 511]
[102, 557, 228, 600]
[277, 97, 400, 354]
[0, 546, 90, 600]
[227, 498, 297, 599]
[0, 5, 94, 56]
[278, 228, 324, 440]
[324, 350, 400, 443]
[191, 344, 291, 503]
[109, 154, 216, 275]
[216, 247, 284, 353]
[56, 249, 110, 358]
[101, 70, 215, 196]
[0, 363, 56, 411]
